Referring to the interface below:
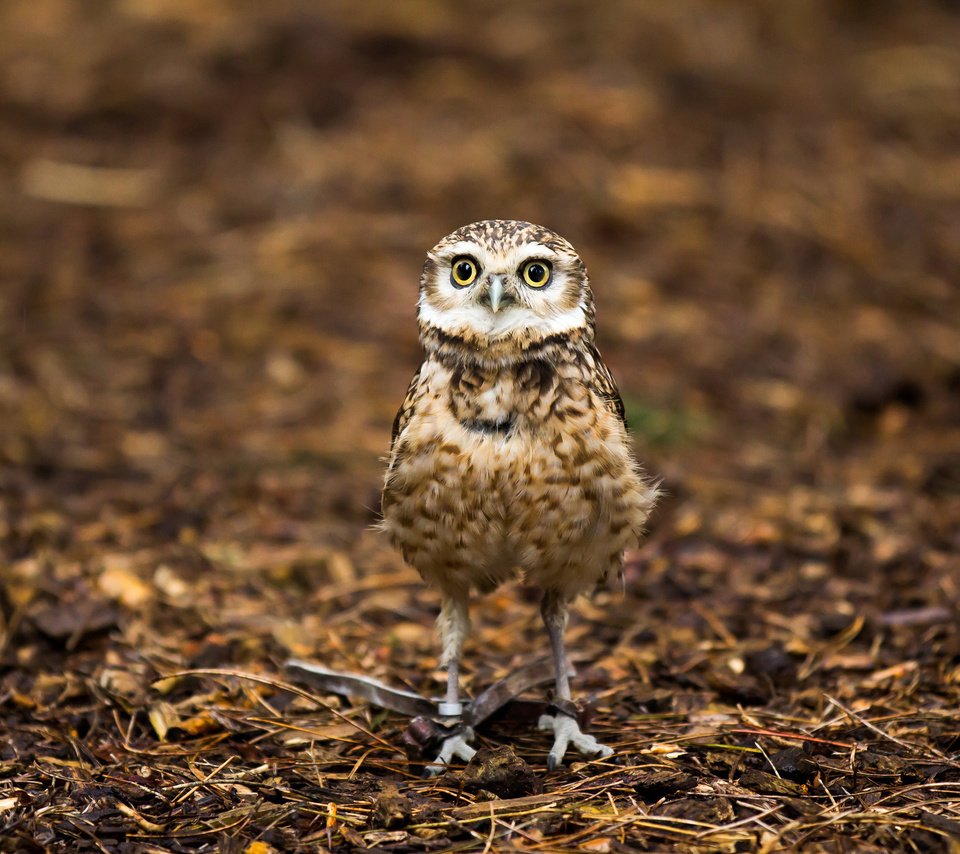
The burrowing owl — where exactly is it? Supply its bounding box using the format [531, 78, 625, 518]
[382, 220, 659, 772]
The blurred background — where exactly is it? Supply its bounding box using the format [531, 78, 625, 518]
[1, 0, 959, 699]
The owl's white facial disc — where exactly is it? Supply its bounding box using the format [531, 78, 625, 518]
[418, 220, 592, 347]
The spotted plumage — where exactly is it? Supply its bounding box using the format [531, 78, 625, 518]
[381, 220, 659, 772]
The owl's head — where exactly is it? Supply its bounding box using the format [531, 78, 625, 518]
[418, 220, 594, 361]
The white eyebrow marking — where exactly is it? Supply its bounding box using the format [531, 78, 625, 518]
[512, 244, 559, 263]
[439, 241, 487, 259]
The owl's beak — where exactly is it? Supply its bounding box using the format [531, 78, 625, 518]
[482, 275, 513, 313]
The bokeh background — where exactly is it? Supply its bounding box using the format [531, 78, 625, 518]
[2, 0, 960, 848]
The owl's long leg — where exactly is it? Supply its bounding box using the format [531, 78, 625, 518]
[424, 593, 476, 776]
[542, 591, 572, 702]
[437, 593, 469, 713]
[538, 591, 614, 771]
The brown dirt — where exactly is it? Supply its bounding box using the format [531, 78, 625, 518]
[2, 0, 960, 850]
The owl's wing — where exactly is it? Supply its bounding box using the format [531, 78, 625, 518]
[390, 362, 424, 453]
[588, 345, 628, 430]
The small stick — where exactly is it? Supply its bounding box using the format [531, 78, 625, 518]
[823, 694, 947, 759]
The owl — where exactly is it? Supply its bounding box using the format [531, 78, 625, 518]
[381, 220, 659, 773]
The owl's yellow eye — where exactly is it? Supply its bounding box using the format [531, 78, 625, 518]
[450, 257, 479, 287]
[521, 260, 551, 288]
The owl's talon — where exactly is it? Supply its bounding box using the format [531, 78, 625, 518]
[423, 728, 476, 777]
[538, 713, 613, 770]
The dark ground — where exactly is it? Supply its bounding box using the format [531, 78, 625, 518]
[2, 0, 960, 850]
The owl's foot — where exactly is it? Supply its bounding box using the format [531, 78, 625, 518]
[538, 712, 614, 771]
[423, 726, 476, 777]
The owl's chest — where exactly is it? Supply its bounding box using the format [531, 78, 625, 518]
[397, 359, 606, 501]
[444, 360, 557, 432]
[383, 357, 649, 590]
